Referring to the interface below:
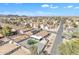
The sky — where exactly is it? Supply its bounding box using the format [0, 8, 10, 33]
[0, 3, 79, 16]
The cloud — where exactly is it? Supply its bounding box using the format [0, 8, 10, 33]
[50, 6, 58, 9]
[74, 7, 79, 9]
[64, 5, 79, 9]
[41, 4, 49, 8]
[64, 5, 73, 8]
[41, 4, 58, 9]
[50, 4, 58, 9]
[67, 5, 73, 8]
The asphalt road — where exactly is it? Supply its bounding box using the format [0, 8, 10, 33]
[51, 19, 64, 55]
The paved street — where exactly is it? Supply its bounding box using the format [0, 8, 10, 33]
[51, 19, 64, 55]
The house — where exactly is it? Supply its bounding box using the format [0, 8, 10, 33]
[40, 24, 44, 29]
[12, 34, 29, 43]
[31, 29, 41, 34]
[0, 34, 4, 39]
[11, 29, 17, 35]
[0, 37, 11, 46]
[25, 31, 33, 36]
[30, 31, 49, 40]
[36, 38, 47, 54]
[11, 29, 17, 32]
[32, 22, 40, 29]
[35, 31, 49, 38]
[18, 28, 32, 34]
[0, 42, 20, 55]
[42, 33, 56, 54]
[11, 46, 31, 55]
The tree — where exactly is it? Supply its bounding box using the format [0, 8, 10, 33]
[72, 22, 78, 28]
[1, 26, 12, 36]
[27, 39, 38, 55]
[27, 39, 38, 45]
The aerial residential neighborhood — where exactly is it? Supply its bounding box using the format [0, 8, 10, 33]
[0, 3, 79, 55]
[0, 15, 60, 55]
[0, 15, 79, 55]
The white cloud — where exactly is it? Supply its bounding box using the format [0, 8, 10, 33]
[64, 5, 73, 8]
[64, 5, 79, 9]
[41, 4, 58, 9]
[50, 4, 58, 9]
[67, 5, 73, 8]
[41, 4, 49, 8]
[74, 7, 79, 9]
[50, 6, 58, 9]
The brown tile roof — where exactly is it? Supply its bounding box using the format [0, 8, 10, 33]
[11, 47, 31, 55]
[25, 31, 33, 36]
[13, 34, 29, 42]
[35, 31, 49, 37]
[0, 43, 19, 55]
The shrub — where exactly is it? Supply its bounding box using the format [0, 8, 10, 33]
[58, 38, 79, 55]
[71, 32, 79, 38]
[27, 39, 38, 45]
[1, 26, 12, 36]
[30, 45, 38, 55]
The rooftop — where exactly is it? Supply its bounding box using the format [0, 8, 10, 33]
[11, 47, 31, 55]
[12, 34, 29, 42]
[35, 31, 49, 37]
[25, 31, 33, 36]
[0, 43, 19, 55]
